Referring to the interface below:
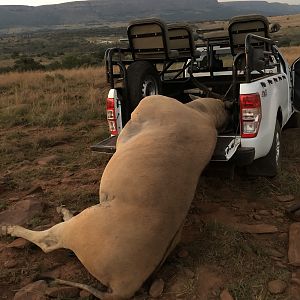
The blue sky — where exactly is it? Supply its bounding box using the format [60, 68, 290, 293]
[0, 0, 299, 6]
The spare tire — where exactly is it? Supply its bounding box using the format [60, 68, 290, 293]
[127, 61, 161, 111]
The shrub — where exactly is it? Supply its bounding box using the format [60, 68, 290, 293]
[13, 57, 45, 72]
[61, 55, 81, 69]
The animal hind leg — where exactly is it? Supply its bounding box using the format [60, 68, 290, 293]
[1, 222, 66, 253]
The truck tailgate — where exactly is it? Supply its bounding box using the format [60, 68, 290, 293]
[91, 135, 241, 161]
[91, 136, 117, 154]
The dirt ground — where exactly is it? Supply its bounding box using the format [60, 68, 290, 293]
[1, 67, 300, 299]
[0, 120, 300, 299]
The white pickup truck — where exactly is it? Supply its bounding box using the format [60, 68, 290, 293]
[92, 14, 300, 177]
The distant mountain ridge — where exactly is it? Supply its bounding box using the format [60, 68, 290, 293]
[0, 0, 300, 29]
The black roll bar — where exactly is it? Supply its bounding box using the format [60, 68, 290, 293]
[244, 33, 276, 82]
[105, 47, 132, 88]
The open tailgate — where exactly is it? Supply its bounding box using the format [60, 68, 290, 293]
[91, 136, 117, 154]
[91, 135, 241, 162]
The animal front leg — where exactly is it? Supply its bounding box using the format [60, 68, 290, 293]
[1, 224, 65, 253]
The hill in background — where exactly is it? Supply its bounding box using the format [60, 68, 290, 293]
[0, 0, 300, 29]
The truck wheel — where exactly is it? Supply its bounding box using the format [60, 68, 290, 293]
[246, 121, 281, 177]
[127, 61, 161, 111]
[284, 112, 300, 129]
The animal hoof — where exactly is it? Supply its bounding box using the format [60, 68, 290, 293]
[1, 225, 13, 236]
[56, 206, 73, 221]
[56, 206, 64, 214]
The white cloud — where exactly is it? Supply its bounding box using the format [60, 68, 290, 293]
[219, 0, 300, 4]
[0, 0, 85, 6]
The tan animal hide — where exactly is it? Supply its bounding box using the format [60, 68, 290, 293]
[1, 95, 229, 299]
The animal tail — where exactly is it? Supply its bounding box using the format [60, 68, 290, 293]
[49, 278, 106, 299]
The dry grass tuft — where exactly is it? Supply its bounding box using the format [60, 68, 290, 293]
[280, 46, 300, 65]
[0, 67, 108, 128]
[271, 14, 300, 30]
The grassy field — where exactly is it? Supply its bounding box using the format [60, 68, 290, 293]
[0, 58, 300, 299]
[271, 14, 300, 46]
[0, 67, 108, 127]
[0, 67, 109, 213]
[0, 44, 297, 131]
[280, 46, 300, 64]
[0, 14, 299, 73]
[194, 14, 300, 55]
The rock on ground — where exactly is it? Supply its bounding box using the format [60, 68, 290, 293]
[235, 223, 278, 234]
[265, 248, 284, 258]
[220, 289, 234, 300]
[267, 279, 287, 295]
[80, 289, 92, 298]
[168, 278, 187, 297]
[149, 279, 165, 298]
[45, 286, 80, 298]
[4, 259, 18, 268]
[13, 280, 48, 300]
[37, 155, 59, 166]
[277, 195, 295, 202]
[177, 248, 189, 258]
[183, 268, 195, 279]
[194, 266, 223, 299]
[252, 214, 262, 221]
[258, 210, 269, 216]
[0, 181, 5, 194]
[7, 238, 30, 249]
[288, 223, 300, 266]
[0, 198, 45, 226]
[26, 185, 44, 196]
[290, 270, 300, 300]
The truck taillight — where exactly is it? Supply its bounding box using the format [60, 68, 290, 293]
[106, 97, 118, 136]
[240, 93, 262, 138]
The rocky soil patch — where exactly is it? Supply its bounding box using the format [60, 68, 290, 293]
[1, 116, 300, 299]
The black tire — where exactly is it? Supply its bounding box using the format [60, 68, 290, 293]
[127, 61, 161, 111]
[246, 121, 282, 177]
[284, 112, 300, 129]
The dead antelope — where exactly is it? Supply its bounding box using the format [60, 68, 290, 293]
[1, 95, 229, 299]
